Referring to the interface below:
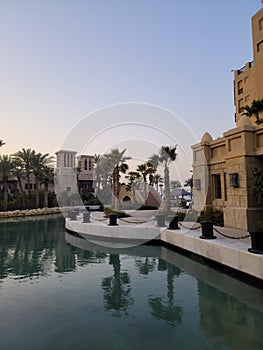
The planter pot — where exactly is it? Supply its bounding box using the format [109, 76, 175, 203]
[83, 212, 91, 223]
[155, 214, 166, 227]
[108, 213, 118, 226]
[248, 229, 263, 254]
[168, 215, 180, 230]
[69, 210, 78, 221]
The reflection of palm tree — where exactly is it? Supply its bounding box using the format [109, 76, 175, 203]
[102, 254, 133, 317]
[135, 257, 156, 276]
[149, 263, 182, 326]
[0, 219, 59, 279]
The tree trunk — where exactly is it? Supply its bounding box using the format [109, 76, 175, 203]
[164, 165, 170, 210]
[17, 176, 25, 209]
[27, 172, 31, 197]
[3, 183, 8, 211]
[44, 183, 49, 207]
[35, 177, 40, 208]
[143, 175, 147, 204]
[111, 167, 120, 210]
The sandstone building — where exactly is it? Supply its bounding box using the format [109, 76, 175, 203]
[192, 2, 263, 230]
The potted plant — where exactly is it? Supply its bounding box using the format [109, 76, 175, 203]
[248, 169, 263, 254]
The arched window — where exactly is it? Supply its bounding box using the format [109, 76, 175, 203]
[84, 159, 88, 170]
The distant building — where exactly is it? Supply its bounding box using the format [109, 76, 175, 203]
[0, 172, 54, 195]
[55, 150, 78, 196]
[76, 155, 95, 200]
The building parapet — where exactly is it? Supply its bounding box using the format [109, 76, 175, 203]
[236, 61, 254, 75]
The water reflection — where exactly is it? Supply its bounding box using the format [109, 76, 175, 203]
[198, 280, 263, 350]
[0, 216, 61, 280]
[0, 216, 107, 280]
[102, 254, 134, 317]
[149, 262, 182, 327]
[0, 217, 263, 350]
[135, 257, 157, 276]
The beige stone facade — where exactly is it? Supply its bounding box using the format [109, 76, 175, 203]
[192, 118, 263, 230]
[193, 3, 263, 231]
[234, 4, 263, 124]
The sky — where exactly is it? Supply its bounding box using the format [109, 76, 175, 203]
[1, 0, 262, 176]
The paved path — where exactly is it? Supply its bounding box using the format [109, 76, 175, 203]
[88, 210, 251, 245]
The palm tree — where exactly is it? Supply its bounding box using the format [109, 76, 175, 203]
[170, 180, 182, 189]
[184, 175, 193, 208]
[94, 154, 101, 193]
[149, 146, 177, 210]
[31, 152, 54, 208]
[125, 171, 140, 200]
[0, 140, 5, 148]
[136, 163, 149, 201]
[12, 158, 26, 208]
[104, 149, 130, 209]
[137, 162, 157, 202]
[152, 173, 161, 193]
[242, 99, 263, 124]
[94, 155, 113, 205]
[0, 155, 14, 210]
[13, 148, 34, 197]
[40, 166, 54, 207]
[146, 161, 157, 186]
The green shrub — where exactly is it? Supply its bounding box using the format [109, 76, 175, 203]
[179, 199, 188, 209]
[104, 207, 130, 218]
[138, 205, 158, 210]
[197, 209, 224, 226]
[177, 212, 186, 222]
[86, 196, 103, 206]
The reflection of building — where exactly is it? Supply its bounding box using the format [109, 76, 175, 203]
[198, 280, 263, 350]
[234, 3, 263, 123]
[192, 3, 263, 230]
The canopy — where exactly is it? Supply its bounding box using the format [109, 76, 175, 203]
[170, 188, 191, 197]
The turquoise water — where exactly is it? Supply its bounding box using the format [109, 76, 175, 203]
[0, 215, 263, 350]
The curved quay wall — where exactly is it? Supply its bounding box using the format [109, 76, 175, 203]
[65, 217, 263, 283]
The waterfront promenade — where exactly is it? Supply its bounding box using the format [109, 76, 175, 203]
[66, 209, 263, 283]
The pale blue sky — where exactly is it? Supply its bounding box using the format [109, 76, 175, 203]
[1, 0, 262, 159]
